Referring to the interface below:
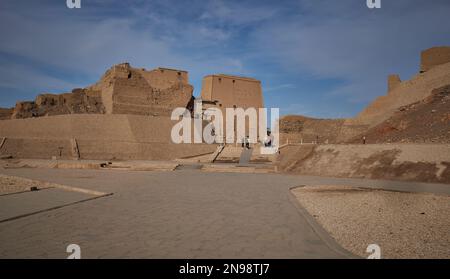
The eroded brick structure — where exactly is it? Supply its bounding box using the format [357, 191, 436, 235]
[10, 63, 193, 119]
[89, 63, 193, 116]
[420, 46, 450, 73]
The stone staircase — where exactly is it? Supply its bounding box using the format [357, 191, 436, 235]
[209, 144, 225, 163]
[214, 144, 278, 163]
[215, 146, 244, 163]
[238, 148, 253, 166]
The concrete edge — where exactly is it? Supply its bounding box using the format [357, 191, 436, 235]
[0, 186, 53, 197]
[287, 185, 361, 259]
[0, 174, 110, 197]
[0, 192, 113, 224]
[0, 173, 114, 223]
[51, 184, 110, 196]
[276, 172, 450, 195]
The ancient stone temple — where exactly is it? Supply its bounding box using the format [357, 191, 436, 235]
[199, 74, 265, 142]
[199, 74, 264, 111]
[89, 63, 193, 116]
[0, 63, 269, 160]
[10, 63, 194, 119]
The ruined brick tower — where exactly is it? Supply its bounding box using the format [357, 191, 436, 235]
[420, 46, 450, 73]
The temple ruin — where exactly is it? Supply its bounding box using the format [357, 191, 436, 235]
[10, 63, 194, 119]
[0, 64, 267, 160]
[1, 46, 450, 161]
[280, 46, 450, 144]
[199, 74, 264, 111]
[198, 74, 265, 143]
[420, 46, 450, 73]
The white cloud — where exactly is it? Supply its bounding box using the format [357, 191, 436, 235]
[0, 63, 79, 93]
[0, 1, 249, 105]
[0, 11, 177, 76]
[1, 0, 449, 117]
[281, 103, 311, 116]
[199, 0, 278, 26]
[265, 84, 295, 93]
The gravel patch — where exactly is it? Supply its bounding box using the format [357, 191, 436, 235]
[292, 185, 450, 259]
[0, 174, 52, 195]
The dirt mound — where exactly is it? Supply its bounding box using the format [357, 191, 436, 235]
[277, 145, 316, 171]
[280, 115, 345, 143]
[278, 144, 450, 184]
[348, 85, 450, 144]
[279, 115, 368, 144]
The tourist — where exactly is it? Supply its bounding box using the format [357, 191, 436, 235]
[265, 130, 273, 147]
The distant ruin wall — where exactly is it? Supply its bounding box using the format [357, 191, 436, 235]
[0, 138, 214, 161]
[355, 60, 450, 127]
[11, 89, 105, 119]
[0, 114, 216, 160]
[1, 138, 73, 159]
[0, 108, 13, 120]
[256, 46, 450, 143]
[421, 47, 450, 73]
[346, 84, 450, 144]
[387, 74, 402, 92]
[280, 117, 343, 144]
[279, 116, 368, 144]
[0, 114, 192, 142]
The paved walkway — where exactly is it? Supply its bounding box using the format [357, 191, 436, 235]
[0, 188, 93, 222]
[0, 168, 448, 258]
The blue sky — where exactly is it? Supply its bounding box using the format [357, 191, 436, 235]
[0, 0, 449, 118]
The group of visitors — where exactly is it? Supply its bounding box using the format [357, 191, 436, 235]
[241, 130, 274, 149]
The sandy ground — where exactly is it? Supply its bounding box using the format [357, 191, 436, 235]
[292, 185, 450, 259]
[0, 174, 52, 195]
